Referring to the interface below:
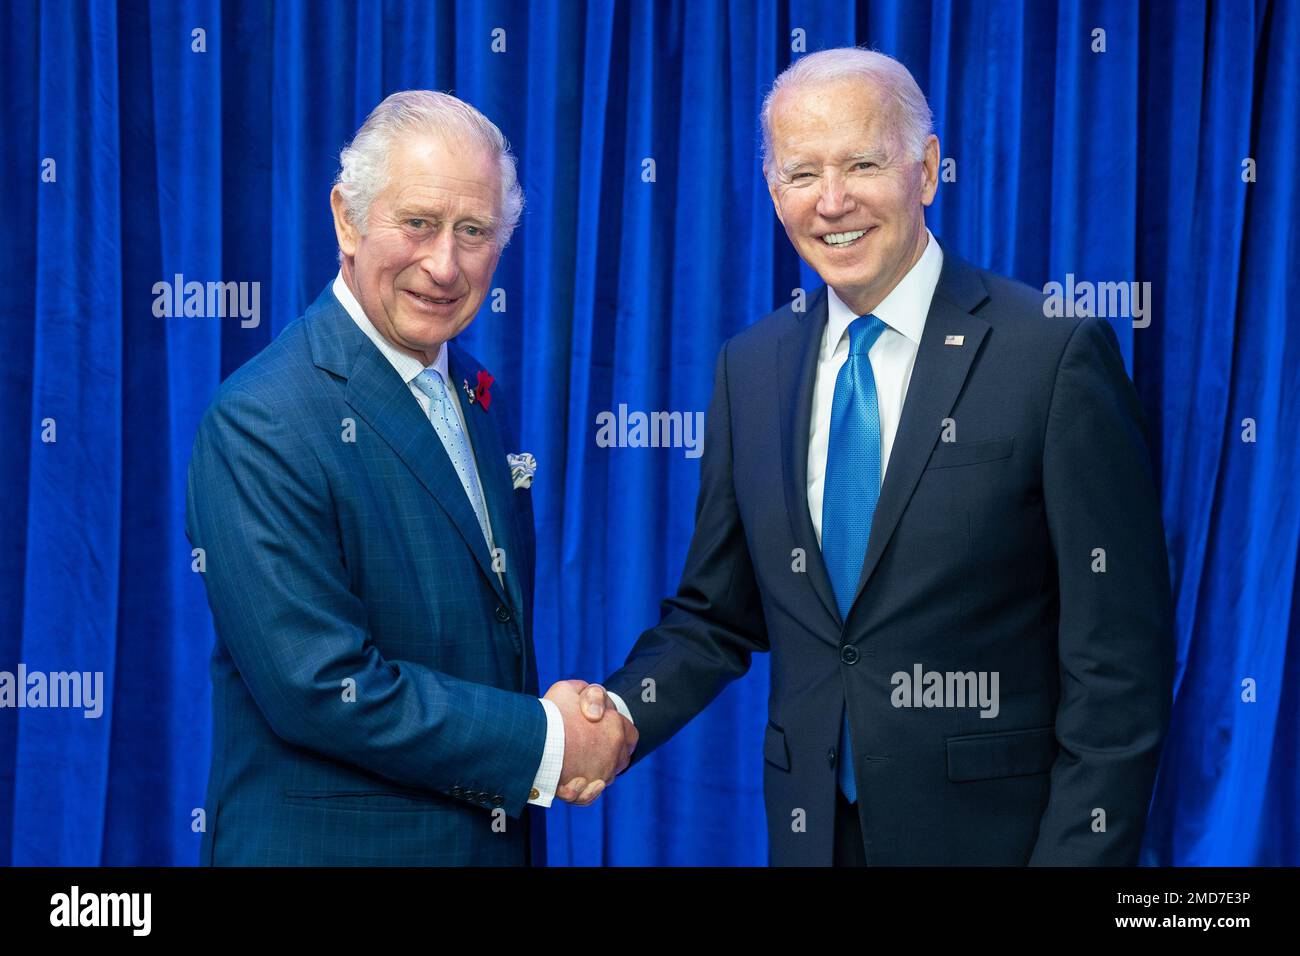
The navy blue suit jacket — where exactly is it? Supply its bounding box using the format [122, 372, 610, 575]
[606, 246, 1175, 866]
[186, 284, 547, 865]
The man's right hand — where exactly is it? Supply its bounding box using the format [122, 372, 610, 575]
[543, 680, 637, 806]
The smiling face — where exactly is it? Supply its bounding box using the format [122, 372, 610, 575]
[766, 76, 940, 315]
[331, 131, 502, 364]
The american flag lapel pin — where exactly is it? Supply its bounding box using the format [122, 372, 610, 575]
[944, 334, 965, 346]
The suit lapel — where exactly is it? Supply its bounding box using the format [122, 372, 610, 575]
[848, 253, 990, 615]
[778, 288, 844, 639]
[307, 293, 512, 609]
[447, 344, 527, 621]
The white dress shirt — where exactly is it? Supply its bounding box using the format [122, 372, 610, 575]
[605, 230, 945, 727]
[808, 229, 943, 544]
[332, 272, 564, 808]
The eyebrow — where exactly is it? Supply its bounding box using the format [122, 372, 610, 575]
[779, 148, 889, 178]
[396, 208, 500, 228]
[846, 148, 888, 164]
[779, 159, 816, 178]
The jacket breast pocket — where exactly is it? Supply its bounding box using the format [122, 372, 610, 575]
[945, 725, 1056, 782]
[763, 721, 791, 772]
[925, 437, 1014, 470]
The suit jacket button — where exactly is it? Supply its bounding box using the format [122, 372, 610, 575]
[451, 786, 464, 797]
[840, 645, 860, 665]
[827, 748, 837, 767]
[495, 605, 512, 623]
[493, 795, 505, 807]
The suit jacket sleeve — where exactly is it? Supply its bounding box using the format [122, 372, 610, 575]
[186, 385, 547, 817]
[1030, 317, 1175, 864]
[605, 339, 770, 761]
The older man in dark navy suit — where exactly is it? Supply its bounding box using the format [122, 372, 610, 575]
[573, 48, 1173, 866]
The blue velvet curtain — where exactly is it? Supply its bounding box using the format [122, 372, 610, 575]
[1, 0, 1295, 866]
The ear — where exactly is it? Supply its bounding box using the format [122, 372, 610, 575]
[920, 134, 941, 206]
[485, 245, 503, 281]
[767, 175, 787, 229]
[330, 186, 360, 259]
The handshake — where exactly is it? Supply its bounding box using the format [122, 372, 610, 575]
[543, 679, 637, 806]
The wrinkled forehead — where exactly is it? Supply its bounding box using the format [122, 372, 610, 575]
[768, 77, 905, 158]
[383, 130, 502, 215]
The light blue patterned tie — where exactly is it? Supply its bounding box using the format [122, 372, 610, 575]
[822, 313, 888, 803]
[413, 368, 493, 550]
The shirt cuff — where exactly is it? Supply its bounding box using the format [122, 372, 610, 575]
[605, 691, 634, 725]
[528, 697, 565, 807]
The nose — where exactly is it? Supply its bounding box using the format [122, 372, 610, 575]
[419, 226, 461, 288]
[815, 169, 856, 219]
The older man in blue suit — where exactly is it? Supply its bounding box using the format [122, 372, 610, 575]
[186, 91, 636, 866]
[572, 48, 1174, 866]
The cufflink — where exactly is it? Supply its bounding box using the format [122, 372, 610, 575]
[529, 787, 540, 800]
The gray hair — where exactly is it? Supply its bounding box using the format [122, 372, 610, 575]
[760, 48, 933, 182]
[334, 89, 524, 252]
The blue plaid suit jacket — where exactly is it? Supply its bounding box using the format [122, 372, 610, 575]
[186, 283, 547, 865]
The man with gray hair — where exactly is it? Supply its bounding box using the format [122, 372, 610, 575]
[573, 48, 1173, 866]
[186, 90, 637, 865]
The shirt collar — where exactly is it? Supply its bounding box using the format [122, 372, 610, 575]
[824, 228, 944, 353]
[332, 271, 449, 385]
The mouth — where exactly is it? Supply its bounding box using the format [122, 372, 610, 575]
[404, 289, 461, 311]
[818, 226, 875, 249]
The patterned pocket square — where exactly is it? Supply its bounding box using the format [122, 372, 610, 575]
[508, 452, 537, 490]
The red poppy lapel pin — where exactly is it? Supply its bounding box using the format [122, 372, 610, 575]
[462, 369, 494, 411]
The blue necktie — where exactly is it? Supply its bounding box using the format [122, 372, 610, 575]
[821, 313, 888, 803]
[413, 368, 493, 551]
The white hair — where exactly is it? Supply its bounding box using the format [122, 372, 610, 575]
[760, 48, 934, 182]
[334, 89, 524, 252]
